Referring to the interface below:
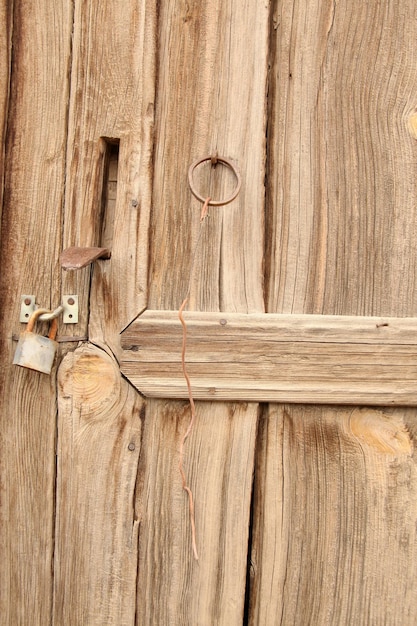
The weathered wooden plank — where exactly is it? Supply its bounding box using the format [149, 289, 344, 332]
[121, 374, 417, 406]
[137, 398, 258, 624]
[136, 0, 269, 623]
[0, 0, 12, 227]
[250, 405, 417, 625]
[54, 0, 156, 623]
[54, 344, 142, 625]
[250, 0, 417, 623]
[121, 310, 417, 404]
[123, 310, 417, 345]
[0, 2, 72, 623]
[265, 0, 417, 319]
[61, 0, 156, 354]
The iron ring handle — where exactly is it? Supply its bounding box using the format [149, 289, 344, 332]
[188, 156, 242, 206]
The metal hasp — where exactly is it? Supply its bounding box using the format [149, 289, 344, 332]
[19, 298, 77, 324]
[19, 295, 36, 322]
[61, 246, 111, 270]
[62, 296, 79, 323]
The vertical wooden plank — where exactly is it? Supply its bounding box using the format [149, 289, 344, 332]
[138, 401, 259, 624]
[251, 0, 417, 623]
[54, 0, 156, 623]
[266, 0, 417, 318]
[148, 0, 266, 314]
[54, 345, 142, 625]
[0, 0, 12, 224]
[0, 1, 72, 622]
[251, 406, 417, 624]
[61, 0, 156, 350]
[137, 1, 269, 623]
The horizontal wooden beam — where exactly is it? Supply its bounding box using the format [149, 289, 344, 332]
[120, 311, 417, 405]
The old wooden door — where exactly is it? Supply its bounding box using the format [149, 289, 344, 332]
[2, 1, 417, 624]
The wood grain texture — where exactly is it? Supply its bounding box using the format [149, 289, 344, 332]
[250, 0, 417, 623]
[62, 0, 156, 354]
[137, 398, 258, 625]
[148, 1, 267, 314]
[121, 310, 417, 404]
[0, 2, 72, 622]
[54, 1, 156, 622]
[250, 405, 417, 625]
[266, 0, 417, 318]
[54, 344, 143, 625]
[0, 0, 12, 227]
[136, 0, 269, 623]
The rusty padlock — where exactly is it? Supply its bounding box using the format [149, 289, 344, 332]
[13, 308, 58, 374]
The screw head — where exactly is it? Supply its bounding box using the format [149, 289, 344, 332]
[128, 442, 136, 451]
[67, 297, 75, 306]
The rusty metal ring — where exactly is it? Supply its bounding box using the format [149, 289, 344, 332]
[188, 156, 242, 206]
